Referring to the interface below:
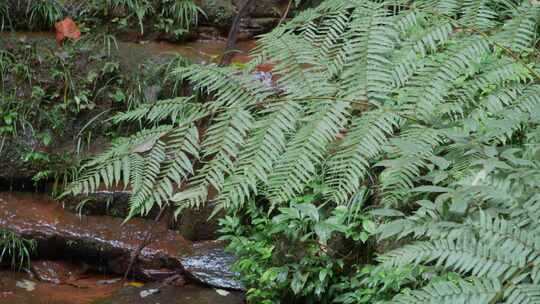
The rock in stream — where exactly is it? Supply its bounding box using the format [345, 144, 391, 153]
[0, 192, 189, 278]
[0, 192, 243, 290]
[180, 240, 244, 290]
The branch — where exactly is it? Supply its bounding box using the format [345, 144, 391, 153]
[220, 0, 256, 66]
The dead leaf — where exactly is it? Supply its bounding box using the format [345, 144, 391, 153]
[55, 18, 81, 45]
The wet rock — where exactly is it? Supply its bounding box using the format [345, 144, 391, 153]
[15, 279, 36, 291]
[0, 131, 42, 181]
[236, 17, 280, 40]
[180, 240, 243, 290]
[62, 190, 132, 217]
[235, 0, 283, 18]
[0, 192, 192, 278]
[163, 274, 186, 287]
[65, 188, 224, 242]
[95, 283, 244, 304]
[29, 260, 90, 284]
[215, 289, 231, 296]
[141, 268, 181, 282]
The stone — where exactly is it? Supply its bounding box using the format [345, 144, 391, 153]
[234, 0, 283, 18]
[139, 288, 160, 298]
[180, 240, 244, 290]
[173, 205, 223, 241]
[15, 280, 36, 292]
[29, 260, 90, 284]
[215, 289, 230, 296]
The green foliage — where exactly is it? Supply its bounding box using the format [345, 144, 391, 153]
[3, 0, 202, 37]
[0, 229, 36, 269]
[219, 183, 378, 303]
[0, 1, 9, 30]
[67, 0, 540, 302]
[156, 0, 204, 38]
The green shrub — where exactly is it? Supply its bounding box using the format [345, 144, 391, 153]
[219, 183, 380, 303]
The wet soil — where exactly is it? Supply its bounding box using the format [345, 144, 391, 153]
[0, 270, 123, 304]
[0, 270, 244, 304]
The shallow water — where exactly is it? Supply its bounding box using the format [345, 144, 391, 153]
[0, 31, 255, 63]
[0, 270, 244, 304]
[0, 270, 122, 304]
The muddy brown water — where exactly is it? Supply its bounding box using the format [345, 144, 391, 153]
[0, 31, 256, 63]
[0, 270, 122, 304]
[0, 270, 244, 304]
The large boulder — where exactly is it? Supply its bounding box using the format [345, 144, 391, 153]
[0, 192, 243, 290]
[0, 192, 191, 278]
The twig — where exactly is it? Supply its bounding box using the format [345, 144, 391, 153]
[220, 0, 256, 66]
[122, 207, 167, 281]
[278, 0, 294, 27]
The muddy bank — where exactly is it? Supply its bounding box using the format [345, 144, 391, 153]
[0, 32, 255, 183]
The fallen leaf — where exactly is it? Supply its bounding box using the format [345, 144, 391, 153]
[126, 281, 145, 288]
[55, 18, 81, 45]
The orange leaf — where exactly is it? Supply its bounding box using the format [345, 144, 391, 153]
[55, 18, 81, 45]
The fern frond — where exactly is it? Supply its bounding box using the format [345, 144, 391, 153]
[267, 100, 350, 203]
[380, 237, 526, 281]
[324, 110, 400, 203]
[392, 278, 500, 304]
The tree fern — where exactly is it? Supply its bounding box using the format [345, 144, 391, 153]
[67, 1, 540, 301]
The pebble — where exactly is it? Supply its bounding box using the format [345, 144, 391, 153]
[15, 279, 36, 291]
[139, 288, 160, 298]
[215, 289, 230, 296]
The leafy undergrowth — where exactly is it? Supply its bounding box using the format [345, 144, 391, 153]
[1, 0, 202, 41]
[0, 33, 190, 188]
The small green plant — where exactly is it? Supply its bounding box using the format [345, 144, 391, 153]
[0, 1, 10, 30]
[157, 0, 204, 38]
[220, 183, 378, 303]
[26, 0, 63, 28]
[0, 229, 36, 269]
